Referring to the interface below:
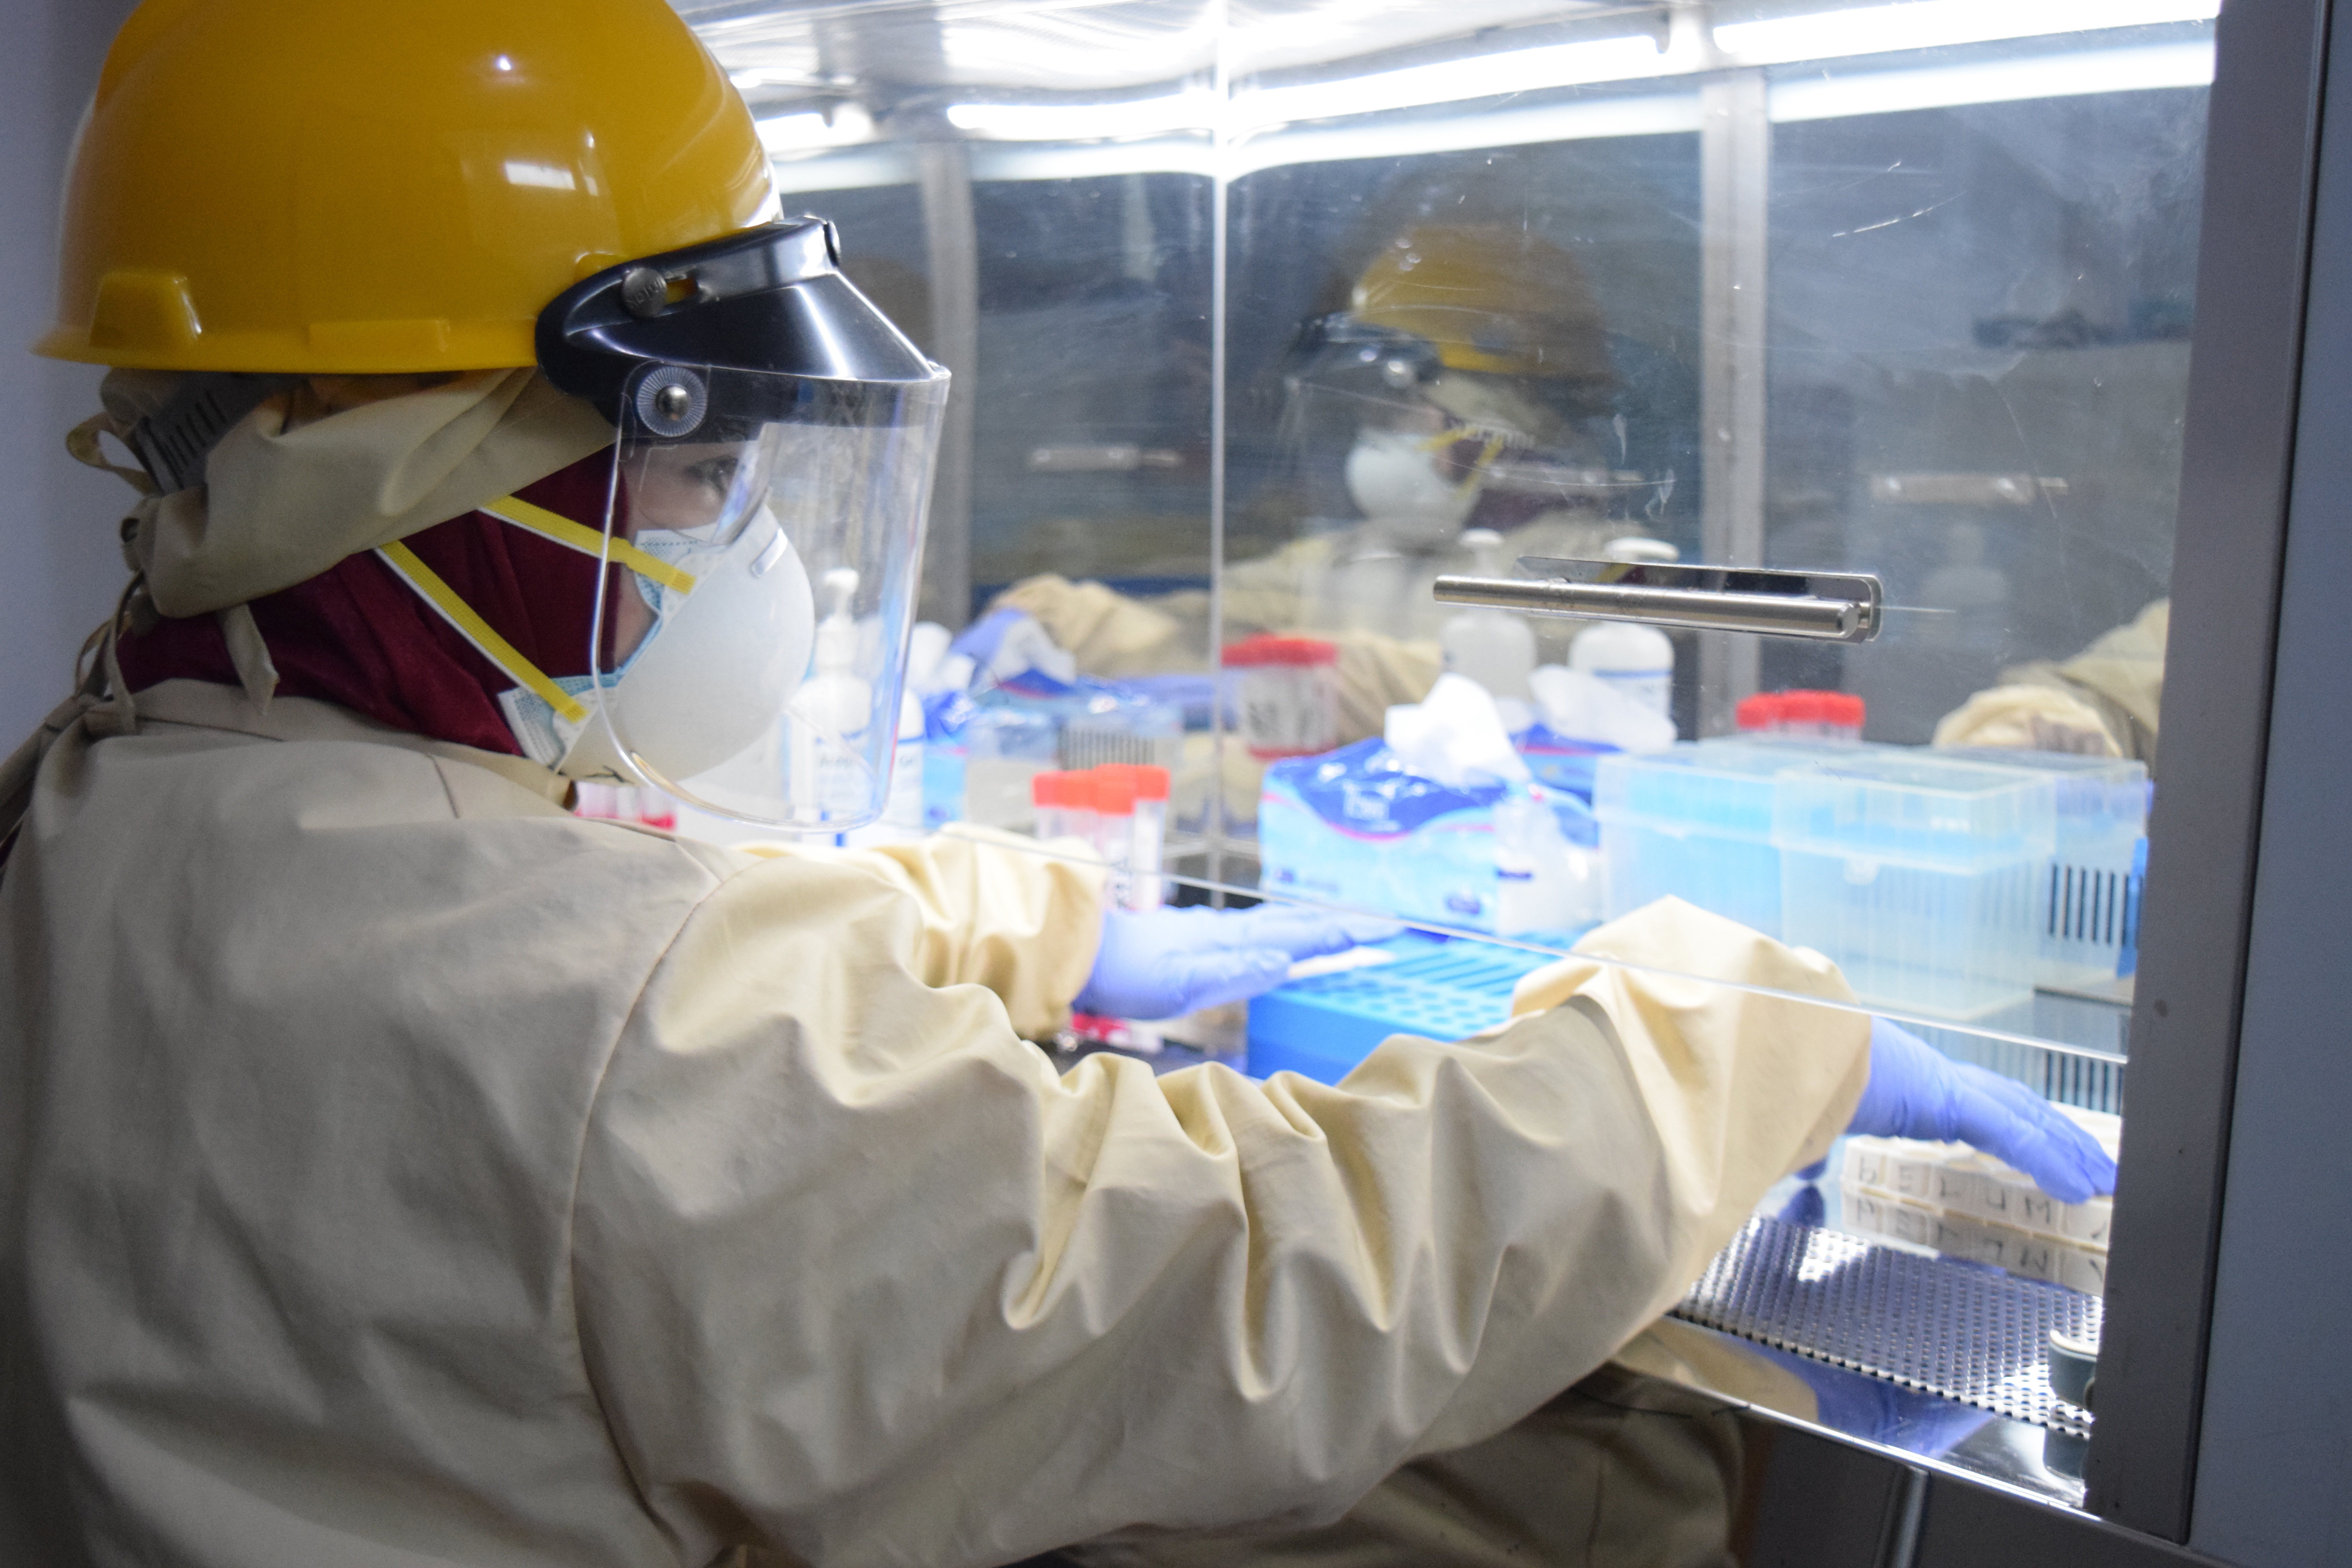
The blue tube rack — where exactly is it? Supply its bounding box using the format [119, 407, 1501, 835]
[1245, 935, 1559, 1084]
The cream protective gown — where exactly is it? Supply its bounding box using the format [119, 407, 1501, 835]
[0, 672, 1866, 1568]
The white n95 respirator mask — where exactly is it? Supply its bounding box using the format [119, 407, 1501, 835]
[1344, 426, 1482, 536]
[532, 492, 817, 787]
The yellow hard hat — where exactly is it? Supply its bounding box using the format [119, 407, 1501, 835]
[1350, 224, 1613, 386]
[37, 0, 775, 374]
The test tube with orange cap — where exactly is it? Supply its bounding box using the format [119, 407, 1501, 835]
[1095, 764, 1171, 910]
[1030, 771, 1067, 840]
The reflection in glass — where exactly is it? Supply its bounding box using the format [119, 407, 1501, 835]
[681, 7, 2218, 1497]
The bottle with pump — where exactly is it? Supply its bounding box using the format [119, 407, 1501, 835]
[1570, 536, 1678, 724]
[1441, 528, 1537, 701]
[786, 567, 873, 822]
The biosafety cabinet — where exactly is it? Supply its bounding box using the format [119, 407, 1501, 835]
[674, 0, 2352, 1560]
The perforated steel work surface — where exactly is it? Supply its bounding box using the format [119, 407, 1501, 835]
[1671, 1216, 2102, 1435]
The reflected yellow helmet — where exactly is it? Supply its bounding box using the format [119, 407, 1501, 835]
[37, 0, 775, 373]
[1350, 224, 1613, 387]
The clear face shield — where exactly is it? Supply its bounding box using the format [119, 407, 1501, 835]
[564, 369, 947, 829]
[537, 219, 951, 831]
[1283, 315, 1658, 550]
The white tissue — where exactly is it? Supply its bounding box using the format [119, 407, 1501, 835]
[907, 622, 955, 694]
[1528, 664, 1677, 753]
[931, 652, 978, 695]
[1493, 793, 1602, 934]
[1385, 673, 1532, 788]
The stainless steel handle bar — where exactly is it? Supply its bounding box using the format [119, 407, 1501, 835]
[1432, 567, 1883, 643]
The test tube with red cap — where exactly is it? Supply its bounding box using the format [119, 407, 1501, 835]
[1735, 689, 1866, 742]
[1062, 771, 1099, 851]
[1030, 771, 1066, 840]
[1222, 634, 1341, 759]
[1096, 764, 1170, 909]
[1093, 769, 1138, 904]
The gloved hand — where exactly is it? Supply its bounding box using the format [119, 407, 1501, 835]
[949, 607, 1077, 686]
[1850, 1018, 2117, 1204]
[1076, 905, 1401, 1021]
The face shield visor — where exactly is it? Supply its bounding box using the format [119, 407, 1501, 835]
[535, 219, 949, 831]
[1282, 313, 1661, 547]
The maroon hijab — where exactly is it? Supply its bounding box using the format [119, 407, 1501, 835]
[117, 448, 629, 757]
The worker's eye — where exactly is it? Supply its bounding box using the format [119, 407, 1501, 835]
[685, 456, 740, 495]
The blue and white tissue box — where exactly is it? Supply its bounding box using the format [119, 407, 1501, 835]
[1258, 739, 1595, 939]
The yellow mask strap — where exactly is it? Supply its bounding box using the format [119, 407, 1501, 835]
[479, 494, 699, 597]
[1419, 426, 1512, 492]
[372, 493, 706, 733]
[374, 541, 588, 726]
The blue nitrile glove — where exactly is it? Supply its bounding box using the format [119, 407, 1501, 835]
[1076, 906, 1402, 1021]
[948, 606, 1028, 668]
[1850, 1017, 2117, 1205]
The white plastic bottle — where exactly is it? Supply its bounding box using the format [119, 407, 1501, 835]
[1441, 528, 1536, 701]
[786, 567, 874, 823]
[883, 686, 924, 829]
[1569, 536, 1677, 724]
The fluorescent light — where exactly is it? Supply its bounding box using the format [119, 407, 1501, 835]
[1227, 0, 1421, 60]
[1226, 93, 1703, 174]
[951, 91, 1704, 181]
[1716, 0, 2220, 65]
[757, 112, 829, 148]
[947, 38, 1671, 144]
[969, 139, 1218, 182]
[731, 67, 815, 91]
[945, 91, 1214, 141]
[937, 14, 1218, 91]
[756, 104, 875, 153]
[1768, 40, 2214, 120]
[1231, 34, 1669, 128]
[767, 147, 920, 194]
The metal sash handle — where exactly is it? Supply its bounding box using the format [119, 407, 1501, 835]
[1432, 557, 1885, 643]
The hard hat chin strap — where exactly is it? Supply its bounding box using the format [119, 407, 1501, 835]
[120, 374, 297, 495]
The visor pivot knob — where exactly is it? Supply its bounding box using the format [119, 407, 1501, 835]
[621, 267, 667, 319]
[633, 365, 709, 437]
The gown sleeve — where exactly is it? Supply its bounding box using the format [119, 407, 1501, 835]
[570, 877, 1868, 1568]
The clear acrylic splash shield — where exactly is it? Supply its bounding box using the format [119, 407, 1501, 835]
[588, 361, 947, 830]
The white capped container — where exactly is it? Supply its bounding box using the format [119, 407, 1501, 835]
[1441, 528, 1537, 699]
[1223, 634, 1341, 759]
[1568, 537, 1677, 722]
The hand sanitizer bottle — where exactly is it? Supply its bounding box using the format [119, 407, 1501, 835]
[787, 567, 874, 824]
